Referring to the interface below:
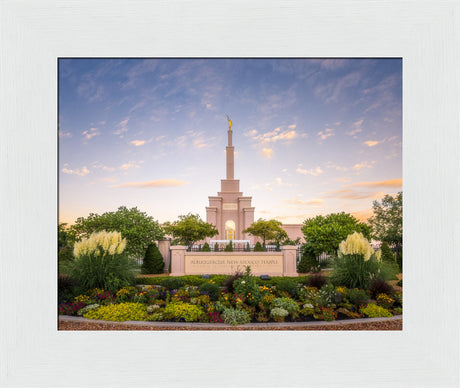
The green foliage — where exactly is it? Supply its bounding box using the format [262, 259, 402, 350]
[270, 297, 300, 319]
[298, 245, 319, 273]
[58, 223, 70, 250]
[369, 192, 402, 251]
[141, 243, 164, 274]
[224, 240, 233, 252]
[83, 302, 147, 321]
[243, 218, 287, 246]
[202, 242, 211, 252]
[270, 307, 289, 322]
[214, 242, 219, 252]
[301, 212, 371, 257]
[58, 274, 80, 302]
[161, 277, 185, 290]
[345, 288, 370, 306]
[271, 278, 299, 298]
[380, 242, 395, 263]
[163, 213, 218, 249]
[136, 274, 229, 287]
[253, 241, 264, 252]
[330, 253, 397, 290]
[397, 250, 403, 272]
[222, 308, 252, 326]
[67, 206, 164, 259]
[66, 253, 137, 293]
[233, 266, 261, 306]
[376, 293, 394, 309]
[198, 281, 220, 300]
[245, 242, 250, 252]
[360, 304, 393, 318]
[163, 302, 204, 322]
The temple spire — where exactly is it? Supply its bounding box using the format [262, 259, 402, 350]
[226, 117, 234, 179]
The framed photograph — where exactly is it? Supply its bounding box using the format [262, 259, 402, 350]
[1, 1, 458, 387]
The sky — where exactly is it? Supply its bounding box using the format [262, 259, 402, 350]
[58, 58, 402, 226]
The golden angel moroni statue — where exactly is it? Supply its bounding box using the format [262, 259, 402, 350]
[226, 115, 232, 131]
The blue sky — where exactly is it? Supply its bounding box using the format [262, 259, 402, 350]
[59, 58, 402, 225]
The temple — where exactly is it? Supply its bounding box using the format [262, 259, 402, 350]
[206, 120, 255, 243]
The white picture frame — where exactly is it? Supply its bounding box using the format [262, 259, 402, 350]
[1, 1, 459, 387]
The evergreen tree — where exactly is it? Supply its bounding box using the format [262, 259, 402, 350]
[224, 240, 233, 252]
[297, 245, 319, 273]
[202, 242, 211, 252]
[380, 241, 395, 263]
[245, 242, 250, 252]
[214, 242, 219, 252]
[141, 243, 164, 274]
[254, 241, 264, 252]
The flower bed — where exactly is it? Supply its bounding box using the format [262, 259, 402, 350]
[59, 267, 402, 326]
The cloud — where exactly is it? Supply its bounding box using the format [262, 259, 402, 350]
[351, 209, 374, 222]
[323, 189, 378, 200]
[344, 179, 402, 188]
[82, 127, 99, 140]
[91, 162, 116, 172]
[193, 139, 209, 149]
[261, 148, 273, 158]
[325, 161, 348, 172]
[285, 198, 324, 206]
[249, 127, 306, 145]
[61, 164, 90, 176]
[347, 119, 364, 137]
[110, 179, 189, 188]
[288, 124, 296, 129]
[114, 118, 129, 137]
[352, 161, 375, 171]
[130, 140, 146, 146]
[59, 130, 72, 138]
[296, 164, 323, 176]
[317, 128, 334, 140]
[275, 177, 292, 187]
[364, 140, 379, 147]
[120, 161, 143, 170]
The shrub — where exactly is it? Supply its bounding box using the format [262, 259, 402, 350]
[59, 301, 86, 316]
[141, 243, 164, 274]
[67, 230, 136, 293]
[397, 251, 402, 272]
[298, 245, 319, 273]
[214, 242, 219, 252]
[397, 279, 403, 287]
[270, 307, 289, 322]
[163, 302, 204, 322]
[198, 281, 220, 301]
[83, 302, 147, 321]
[222, 308, 252, 326]
[330, 232, 399, 289]
[314, 307, 337, 321]
[360, 304, 393, 318]
[380, 242, 395, 263]
[346, 288, 370, 307]
[393, 307, 403, 315]
[233, 266, 261, 306]
[161, 277, 185, 290]
[202, 242, 211, 252]
[245, 242, 250, 252]
[376, 293, 394, 309]
[369, 278, 394, 299]
[58, 246, 74, 273]
[254, 241, 264, 252]
[58, 274, 79, 302]
[393, 291, 403, 307]
[224, 240, 233, 252]
[77, 303, 100, 316]
[272, 278, 299, 298]
[306, 274, 327, 289]
[270, 297, 300, 319]
[223, 269, 244, 294]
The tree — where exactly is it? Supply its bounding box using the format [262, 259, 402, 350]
[163, 213, 218, 249]
[297, 245, 319, 273]
[243, 218, 287, 246]
[67, 206, 164, 259]
[380, 241, 396, 263]
[142, 243, 165, 274]
[202, 242, 211, 252]
[301, 212, 371, 257]
[369, 192, 402, 257]
[253, 241, 264, 252]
